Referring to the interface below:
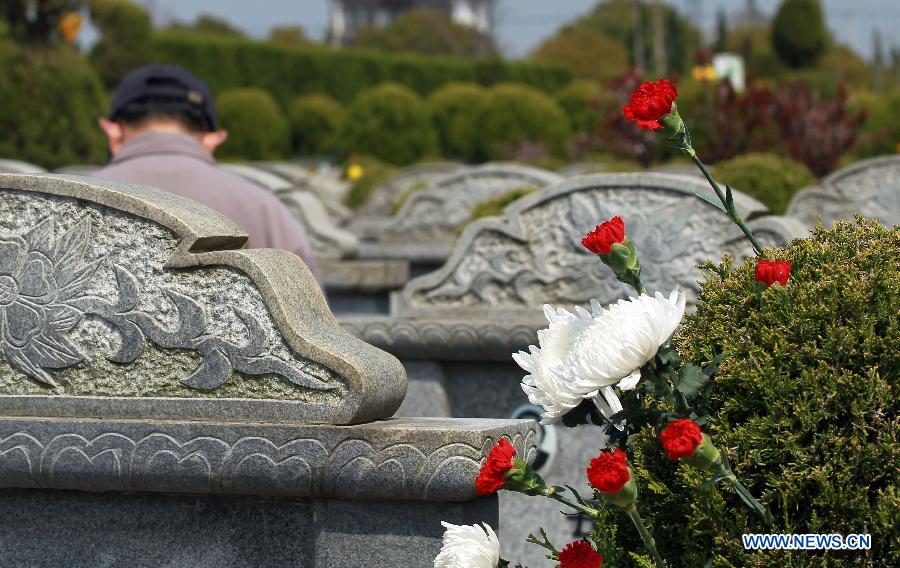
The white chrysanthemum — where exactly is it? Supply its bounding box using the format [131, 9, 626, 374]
[434, 522, 501, 568]
[515, 290, 686, 425]
[513, 302, 601, 424]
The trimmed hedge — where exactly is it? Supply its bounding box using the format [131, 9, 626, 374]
[341, 83, 436, 165]
[427, 82, 487, 162]
[480, 83, 572, 160]
[88, 0, 154, 89]
[620, 218, 899, 567]
[0, 43, 107, 169]
[153, 31, 572, 106]
[288, 94, 344, 156]
[555, 80, 603, 134]
[714, 153, 817, 214]
[216, 87, 289, 160]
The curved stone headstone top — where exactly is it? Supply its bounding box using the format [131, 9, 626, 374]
[787, 155, 900, 228]
[0, 159, 47, 174]
[358, 162, 463, 219]
[254, 161, 353, 223]
[0, 174, 405, 424]
[391, 173, 805, 319]
[54, 165, 101, 176]
[383, 164, 564, 245]
[220, 163, 360, 260]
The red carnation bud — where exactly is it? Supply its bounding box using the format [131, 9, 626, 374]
[582, 216, 626, 256]
[623, 79, 679, 131]
[586, 448, 631, 494]
[559, 540, 604, 568]
[755, 259, 791, 287]
[475, 438, 517, 495]
[659, 418, 703, 460]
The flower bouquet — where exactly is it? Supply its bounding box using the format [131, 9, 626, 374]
[436, 80, 788, 567]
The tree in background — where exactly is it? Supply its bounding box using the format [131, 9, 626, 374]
[354, 9, 495, 58]
[269, 25, 309, 46]
[574, 0, 701, 75]
[531, 27, 628, 82]
[772, 0, 829, 68]
[166, 14, 244, 38]
[0, 0, 84, 44]
[88, 0, 153, 89]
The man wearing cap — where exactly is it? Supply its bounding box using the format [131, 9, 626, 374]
[93, 64, 319, 278]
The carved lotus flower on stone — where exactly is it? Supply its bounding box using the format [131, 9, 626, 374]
[0, 218, 98, 387]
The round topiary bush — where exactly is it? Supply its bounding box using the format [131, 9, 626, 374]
[427, 82, 487, 162]
[344, 155, 397, 209]
[287, 94, 345, 157]
[341, 82, 436, 166]
[620, 218, 898, 567]
[713, 153, 817, 214]
[88, 0, 154, 89]
[217, 87, 289, 160]
[772, 0, 829, 68]
[555, 80, 603, 135]
[480, 83, 572, 160]
[0, 43, 108, 169]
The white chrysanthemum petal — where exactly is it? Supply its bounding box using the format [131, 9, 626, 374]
[434, 522, 501, 568]
[515, 291, 686, 423]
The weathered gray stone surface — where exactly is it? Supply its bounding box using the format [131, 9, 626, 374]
[0, 415, 535, 500]
[0, 173, 404, 424]
[391, 173, 806, 319]
[382, 164, 563, 246]
[787, 155, 900, 228]
[321, 259, 410, 316]
[0, 159, 46, 174]
[220, 163, 360, 260]
[357, 161, 462, 219]
[0, 489, 500, 568]
[254, 161, 353, 223]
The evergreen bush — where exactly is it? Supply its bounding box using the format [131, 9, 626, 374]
[88, 0, 154, 89]
[555, 80, 604, 135]
[620, 218, 899, 567]
[0, 42, 107, 169]
[480, 83, 572, 160]
[345, 156, 397, 209]
[216, 87, 289, 161]
[427, 82, 487, 162]
[714, 153, 816, 214]
[341, 83, 436, 165]
[287, 94, 344, 157]
[772, 0, 829, 68]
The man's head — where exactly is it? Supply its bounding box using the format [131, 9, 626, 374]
[99, 64, 228, 156]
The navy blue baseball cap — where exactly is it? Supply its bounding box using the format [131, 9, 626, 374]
[109, 64, 218, 130]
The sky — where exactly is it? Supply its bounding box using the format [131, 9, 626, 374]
[135, 0, 900, 60]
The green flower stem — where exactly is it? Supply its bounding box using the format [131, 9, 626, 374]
[685, 150, 764, 256]
[626, 507, 666, 568]
[714, 462, 774, 527]
[545, 488, 600, 520]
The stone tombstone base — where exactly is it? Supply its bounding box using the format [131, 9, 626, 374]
[0, 490, 498, 568]
[0, 415, 532, 567]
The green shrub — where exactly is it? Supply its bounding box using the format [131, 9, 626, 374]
[216, 88, 289, 160]
[0, 42, 107, 169]
[341, 83, 436, 165]
[287, 94, 344, 156]
[88, 0, 154, 89]
[531, 27, 628, 82]
[772, 0, 829, 68]
[153, 31, 571, 107]
[427, 82, 487, 162]
[621, 218, 899, 567]
[354, 8, 495, 58]
[713, 153, 817, 214]
[459, 187, 536, 233]
[345, 156, 397, 209]
[480, 83, 572, 160]
[851, 89, 900, 158]
[555, 80, 603, 134]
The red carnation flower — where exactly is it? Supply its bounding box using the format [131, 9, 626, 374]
[586, 448, 630, 494]
[659, 418, 703, 460]
[755, 259, 791, 287]
[581, 216, 626, 256]
[623, 79, 679, 131]
[559, 540, 604, 568]
[475, 438, 517, 495]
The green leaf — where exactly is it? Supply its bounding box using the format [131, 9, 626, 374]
[675, 364, 710, 398]
[694, 191, 726, 213]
